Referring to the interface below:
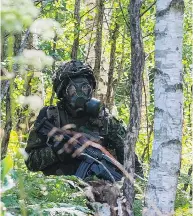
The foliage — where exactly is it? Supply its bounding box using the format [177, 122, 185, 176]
[1, 0, 192, 215]
[1, 139, 90, 215]
[1, 171, 90, 215]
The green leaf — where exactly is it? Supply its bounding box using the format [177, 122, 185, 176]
[1, 155, 14, 181]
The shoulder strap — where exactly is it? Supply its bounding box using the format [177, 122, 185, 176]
[56, 102, 69, 127]
[58, 108, 69, 127]
[46, 105, 60, 128]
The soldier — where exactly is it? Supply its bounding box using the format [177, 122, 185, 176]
[25, 60, 142, 179]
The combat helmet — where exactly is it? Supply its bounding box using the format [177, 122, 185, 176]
[53, 60, 96, 98]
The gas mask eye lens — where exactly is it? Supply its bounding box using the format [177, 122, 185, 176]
[82, 84, 92, 96]
[66, 84, 76, 97]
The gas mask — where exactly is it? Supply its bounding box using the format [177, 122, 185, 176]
[64, 77, 101, 117]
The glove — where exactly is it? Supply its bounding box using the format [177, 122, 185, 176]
[51, 131, 86, 161]
[51, 134, 72, 161]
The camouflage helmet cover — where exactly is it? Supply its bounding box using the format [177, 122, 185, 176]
[53, 60, 96, 98]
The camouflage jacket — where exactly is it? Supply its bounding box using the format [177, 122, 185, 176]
[25, 102, 127, 176]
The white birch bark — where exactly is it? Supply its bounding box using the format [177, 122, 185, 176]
[143, 0, 184, 215]
[97, 6, 111, 102]
[84, 0, 96, 67]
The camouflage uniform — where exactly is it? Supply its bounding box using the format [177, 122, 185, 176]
[25, 60, 143, 177]
[25, 102, 127, 176]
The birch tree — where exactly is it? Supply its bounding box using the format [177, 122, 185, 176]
[91, 0, 111, 102]
[93, 0, 104, 84]
[144, 0, 184, 215]
[106, 21, 119, 110]
[71, 0, 81, 60]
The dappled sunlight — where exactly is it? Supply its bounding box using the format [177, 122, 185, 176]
[1, 0, 192, 215]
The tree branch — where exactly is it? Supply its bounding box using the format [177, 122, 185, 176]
[80, 5, 97, 19]
[118, 0, 130, 30]
[140, 0, 156, 17]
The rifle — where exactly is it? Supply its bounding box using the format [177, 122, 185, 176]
[35, 117, 124, 183]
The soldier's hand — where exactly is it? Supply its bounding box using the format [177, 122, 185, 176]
[49, 124, 83, 159]
[54, 132, 83, 155]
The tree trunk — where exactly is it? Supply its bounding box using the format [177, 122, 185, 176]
[1, 30, 32, 158]
[84, 0, 97, 67]
[84, 0, 110, 103]
[95, 6, 112, 103]
[0, 69, 10, 101]
[13, 33, 22, 56]
[16, 71, 34, 134]
[93, 0, 104, 89]
[144, 0, 184, 215]
[183, 165, 192, 192]
[71, 0, 81, 60]
[50, 34, 58, 105]
[113, 26, 126, 93]
[123, 0, 144, 215]
[1, 87, 12, 159]
[1, 32, 7, 62]
[106, 22, 119, 110]
[1, 35, 14, 160]
[16, 33, 34, 134]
